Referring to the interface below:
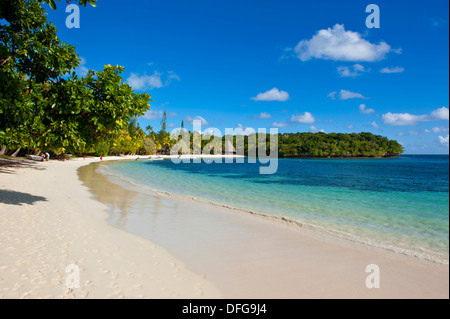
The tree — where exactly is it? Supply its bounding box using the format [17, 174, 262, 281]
[40, 0, 97, 10]
[142, 137, 156, 154]
[1, 0, 79, 152]
[0, 0, 152, 156]
[158, 110, 169, 150]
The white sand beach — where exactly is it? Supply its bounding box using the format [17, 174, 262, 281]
[0, 156, 221, 298]
[0, 156, 448, 299]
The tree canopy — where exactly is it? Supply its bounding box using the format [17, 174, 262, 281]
[0, 0, 151, 156]
[276, 132, 403, 158]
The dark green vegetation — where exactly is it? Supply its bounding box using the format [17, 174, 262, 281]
[163, 130, 404, 158]
[0, 0, 150, 157]
[277, 132, 403, 158]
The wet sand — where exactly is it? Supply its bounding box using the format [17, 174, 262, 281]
[79, 161, 449, 299]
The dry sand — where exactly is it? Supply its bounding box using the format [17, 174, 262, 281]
[0, 156, 221, 298]
[0, 156, 448, 299]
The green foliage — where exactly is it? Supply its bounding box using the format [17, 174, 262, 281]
[167, 131, 403, 158]
[0, 0, 151, 155]
[276, 132, 404, 158]
[40, 0, 97, 10]
[110, 118, 146, 155]
[142, 137, 156, 155]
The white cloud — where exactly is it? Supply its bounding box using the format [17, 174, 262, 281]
[337, 64, 368, 77]
[328, 90, 368, 100]
[380, 66, 405, 74]
[291, 112, 316, 124]
[382, 107, 449, 125]
[76, 57, 89, 76]
[167, 71, 180, 82]
[127, 71, 180, 91]
[347, 125, 354, 129]
[127, 72, 163, 90]
[438, 135, 449, 147]
[294, 24, 392, 62]
[432, 127, 450, 133]
[184, 116, 210, 126]
[143, 110, 177, 120]
[359, 104, 375, 114]
[382, 113, 427, 126]
[430, 107, 449, 120]
[253, 112, 273, 119]
[309, 126, 325, 133]
[236, 124, 256, 135]
[251, 88, 290, 102]
[370, 121, 380, 129]
[272, 122, 290, 128]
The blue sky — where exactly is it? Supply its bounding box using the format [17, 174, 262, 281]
[46, 0, 449, 154]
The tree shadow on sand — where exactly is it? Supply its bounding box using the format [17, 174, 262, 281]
[0, 158, 45, 174]
[0, 189, 47, 206]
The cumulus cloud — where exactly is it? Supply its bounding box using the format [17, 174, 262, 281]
[291, 112, 316, 124]
[272, 122, 290, 128]
[328, 90, 368, 100]
[294, 24, 392, 62]
[347, 125, 354, 129]
[382, 107, 449, 125]
[359, 104, 375, 114]
[370, 121, 380, 129]
[430, 107, 450, 120]
[184, 116, 210, 126]
[127, 71, 180, 91]
[337, 64, 368, 77]
[251, 88, 290, 102]
[253, 112, 273, 119]
[439, 134, 449, 147]
[380, 66, 405, 74]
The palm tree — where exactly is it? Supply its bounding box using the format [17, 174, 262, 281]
[145, 124, 153, 135]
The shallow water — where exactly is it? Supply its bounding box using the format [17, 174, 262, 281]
[103, 155, 449, 263]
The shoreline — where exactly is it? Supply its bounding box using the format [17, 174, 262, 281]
[1, 155, 448, 298]
[98, 158, 449, 266]
[0, 156, 222, 298]
[80, 157, 448, 298]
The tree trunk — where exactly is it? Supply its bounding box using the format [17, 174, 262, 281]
[11, 148, 21, 157]
[0, 145, 6, 156]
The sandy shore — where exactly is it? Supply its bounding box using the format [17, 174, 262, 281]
[0, 156, 221, 298]
[1, 156, 449, 298]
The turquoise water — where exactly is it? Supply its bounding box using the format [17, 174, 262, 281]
[104, 155, 449, 263]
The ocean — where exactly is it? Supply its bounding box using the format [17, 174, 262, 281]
[102, 155, 449, 264]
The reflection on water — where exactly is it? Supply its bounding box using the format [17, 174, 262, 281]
[78, 163, 138, 229]
[76, 161, 449, 298]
